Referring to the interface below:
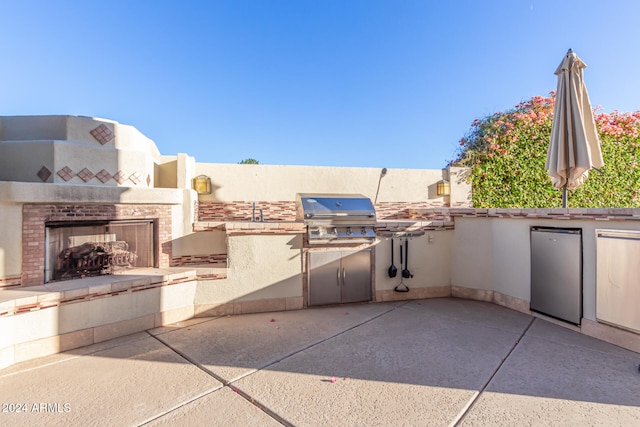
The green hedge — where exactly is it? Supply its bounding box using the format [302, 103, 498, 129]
[451, 93, 640, 208]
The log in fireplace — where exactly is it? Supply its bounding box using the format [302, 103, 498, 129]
[45, 220, 156, 282]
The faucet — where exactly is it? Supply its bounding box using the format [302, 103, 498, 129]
[251, 202, 256, 222]
[259, 208, 264, 222]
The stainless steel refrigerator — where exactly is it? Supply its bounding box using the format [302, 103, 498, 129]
[530, 227, 582, 325]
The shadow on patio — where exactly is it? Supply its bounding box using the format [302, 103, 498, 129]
[1, 297, 639, 426]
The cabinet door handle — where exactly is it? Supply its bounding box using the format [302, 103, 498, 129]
[342, 268, 346, 284]
[337, 268, 341, 286]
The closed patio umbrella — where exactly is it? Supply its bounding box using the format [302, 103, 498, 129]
[547, 49, 604, 208]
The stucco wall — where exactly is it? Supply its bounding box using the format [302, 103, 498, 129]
[0, 141, 55, 184]
[448, 167, 472, 207]
[375, 231, 452, 292]
[0, 182, 184, 205]
[0, 116, 162, 187]
[0, 116, 68, 141]
[171, 231, 227, 257]
[450, 217, 495, 292]
[0, 204, 22, 280]
[195, 234, 303, 304]
[195, 163, 459, 204]
[170, 189, 198, 238]
[156, 157, 178, 189]
[489, 219, 531, 301]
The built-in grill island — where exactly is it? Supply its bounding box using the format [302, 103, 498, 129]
[296, 193, 377, 306]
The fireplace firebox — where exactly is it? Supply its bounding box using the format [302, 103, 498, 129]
[45, 220, 156, 282]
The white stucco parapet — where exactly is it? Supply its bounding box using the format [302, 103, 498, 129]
[0, 115, 162, 187]
[0, 181, 184, 205]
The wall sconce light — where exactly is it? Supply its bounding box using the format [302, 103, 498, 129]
[193, 175, 212, 195]
[437, 179, 451, 196]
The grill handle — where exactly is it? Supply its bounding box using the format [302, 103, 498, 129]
[308, 213, 351, 218]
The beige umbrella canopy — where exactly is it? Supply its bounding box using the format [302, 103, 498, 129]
[547, 49, 604, 207]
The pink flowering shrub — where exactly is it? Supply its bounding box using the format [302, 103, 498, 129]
[452, 93, 640, 208]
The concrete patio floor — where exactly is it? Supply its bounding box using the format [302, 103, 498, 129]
[1, 297, 639, 426]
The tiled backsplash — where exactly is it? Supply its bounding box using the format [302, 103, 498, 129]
[198, 201, 297, 222]
[375, 201, 447, 219]
[197, 200, 458, 222]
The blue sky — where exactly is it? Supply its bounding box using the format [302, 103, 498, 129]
[2, 0, 640, 169]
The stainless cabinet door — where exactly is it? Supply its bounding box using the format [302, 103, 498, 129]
[596, 230, 640, 333]
[308, 251, 343, 305]
[341, 249, 372, 303]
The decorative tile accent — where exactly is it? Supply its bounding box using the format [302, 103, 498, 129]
[90, 123, 115, 145]
[113, 170, 126, 184]
[37, 166, 52, 182]
[170, 253, 227, 267]
[146, 174, 151, 186]
[95, 169, 112, 183]
[76, 168, 94, 182]
[128, 172, 141, 185]
[56, 166, 74, 181]
[0, 275, 22, 289]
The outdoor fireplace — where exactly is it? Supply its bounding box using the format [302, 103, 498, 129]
[45, 219, 156, 282]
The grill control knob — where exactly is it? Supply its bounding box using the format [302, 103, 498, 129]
[361, 227, 367, 235]
[346, 227, 353, 236]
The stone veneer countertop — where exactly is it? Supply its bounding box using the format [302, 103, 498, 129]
[403, 207, 640, 220]
[193, 221, 306, 234]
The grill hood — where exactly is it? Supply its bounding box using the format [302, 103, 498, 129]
[296, 193, 376, 224]
[296, 193, 377, 244]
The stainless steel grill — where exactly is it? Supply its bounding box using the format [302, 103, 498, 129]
[296, 193, 377, 244]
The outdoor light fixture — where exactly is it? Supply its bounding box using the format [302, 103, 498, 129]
[437, 179, 450, 196]
[193, 175, 212, 195]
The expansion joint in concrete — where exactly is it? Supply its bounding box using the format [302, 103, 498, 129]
[451, 316, 536, 426]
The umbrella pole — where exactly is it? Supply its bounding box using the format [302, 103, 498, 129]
[562, 184, 568, 208]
